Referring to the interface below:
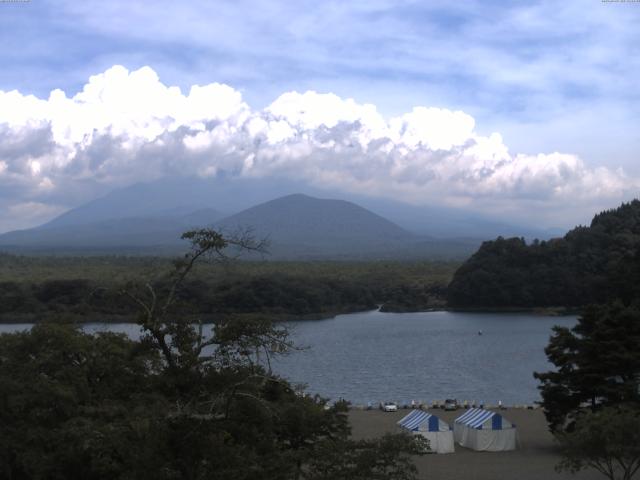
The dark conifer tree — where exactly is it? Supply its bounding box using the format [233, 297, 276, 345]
[534, 302, 640, 432]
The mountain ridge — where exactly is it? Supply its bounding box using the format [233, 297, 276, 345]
[10, 176, 561, 239]
[0, 192, 480, 259]
[0, 175, 563, 259]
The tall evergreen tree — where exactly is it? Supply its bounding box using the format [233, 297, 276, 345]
[534, 302, 640, 432]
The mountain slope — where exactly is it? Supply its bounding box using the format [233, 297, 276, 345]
[0, 191, 480, 259]
[0, 192, 420, 256]
[447, 200, 640, 308]
[214, 194, 482, 260]
[216, 193, 415, 251]
[0, 208, 223, 251]
[15, 175, 559, 240]
[39, 176, 304, 229]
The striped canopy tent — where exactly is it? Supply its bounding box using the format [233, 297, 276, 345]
[397, 410, 454, 454]
[453, 408, 517, 452]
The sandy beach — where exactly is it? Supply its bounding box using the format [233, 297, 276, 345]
[349, 408, 602, 480]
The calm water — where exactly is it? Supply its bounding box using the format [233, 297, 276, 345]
[0, 310, 575, 405]
[275, 310, 576, 405]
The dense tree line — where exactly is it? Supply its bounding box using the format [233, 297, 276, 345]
[0, 269, 450, 322]
[0, 276, 377, 321]
[0, 229, 426, 480]
[448, 200, 640, 308]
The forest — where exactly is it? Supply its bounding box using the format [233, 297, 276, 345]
[4, 200, 640, 324]
[0, 229, 427, 480]
[447, 200, 640, 308]
[0, 255, 455, 323]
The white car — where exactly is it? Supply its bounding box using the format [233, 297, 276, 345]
[382, 402, 398, 412]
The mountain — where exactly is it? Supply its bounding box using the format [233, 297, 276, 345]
[0, 175, 559, 258]
[38, 176, 304, 230]
[18, 175, 558, 239]
[344, 195, 564, 240]
[217, 193, 413, 244]
[0, 190, 481, 258]
[214, 194, 421, 259]
[447, 200, 640, 308]
[0, 208, 223, 252]
[213, 193, 489, 259]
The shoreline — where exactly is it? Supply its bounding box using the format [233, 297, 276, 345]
[0, 309, 360, 325]
[0, 305, 581, 325]
[444, 306, 581, 316]
[348, 408, 600, 480]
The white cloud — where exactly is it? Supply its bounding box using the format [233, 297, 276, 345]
[389, 107, 476, 151]
[0, 201, 67, 233]
[0, 65, 638, 232]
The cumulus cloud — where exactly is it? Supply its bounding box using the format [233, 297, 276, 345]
[0, 65, 637, 231]
[0, 200, 67, 233]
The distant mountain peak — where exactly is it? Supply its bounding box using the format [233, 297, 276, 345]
[0, 176, 546, 259]
[277, 193, 313, 200]
[208, 193, 423, 258]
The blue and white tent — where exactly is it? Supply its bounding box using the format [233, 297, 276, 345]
[453, 408, 517, 451]
[397, 410, 454, 454]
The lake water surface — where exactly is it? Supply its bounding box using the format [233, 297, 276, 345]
[0, 310, 575, 405]
[275, 310, 576, 405]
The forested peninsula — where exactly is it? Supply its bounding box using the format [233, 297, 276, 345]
[0, 258, 452, 323]
[448, 200, 640, 309]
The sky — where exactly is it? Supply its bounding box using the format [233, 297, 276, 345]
[0, 0, 639, 233]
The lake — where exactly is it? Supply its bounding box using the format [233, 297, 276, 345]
[0, 310, 575, 405]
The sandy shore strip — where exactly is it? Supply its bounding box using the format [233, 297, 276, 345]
[348, 408, 602, 480]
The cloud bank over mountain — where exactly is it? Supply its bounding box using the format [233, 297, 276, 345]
[0, 65, 637, 232]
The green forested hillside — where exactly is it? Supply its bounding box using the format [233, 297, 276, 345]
[447, 200, 640, 308]
[0, 256, 456, 322]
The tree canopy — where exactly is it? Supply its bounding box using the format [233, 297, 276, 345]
[0, 228, 426, 480]
[556, 406, 640, 480]
[0, 254, 455, 323]
[448, 200, 640, 308]
[534, 302, 640, 432]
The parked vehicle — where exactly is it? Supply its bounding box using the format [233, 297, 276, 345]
[444, 399, 459, 411]
[382, 401, 398, 412]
